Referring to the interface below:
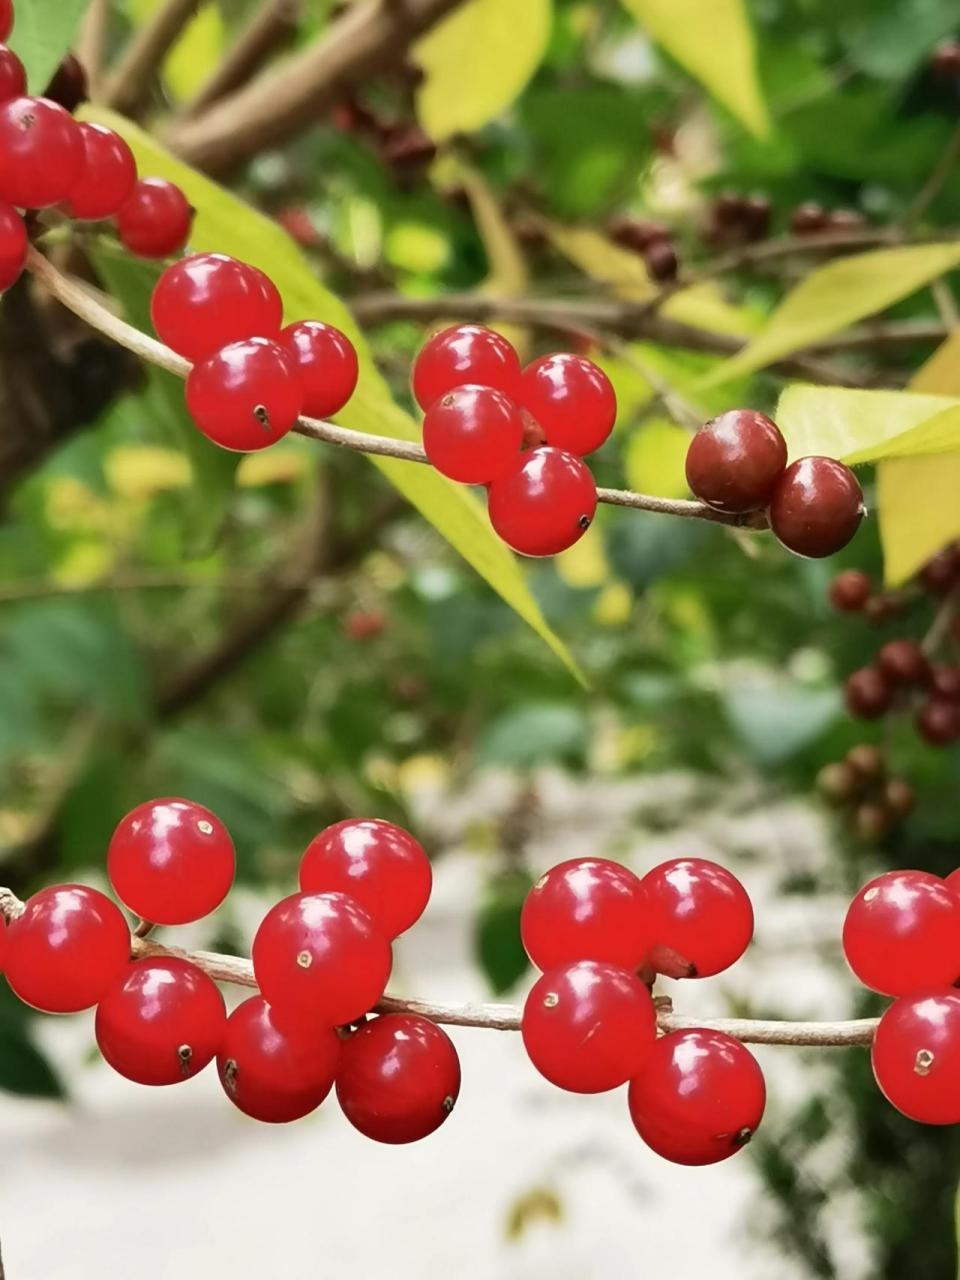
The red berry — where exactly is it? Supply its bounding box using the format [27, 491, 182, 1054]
[828, 569, 871, 612]
[844, 666, 892, 719]
[0, 199, 26, 291]
[520, 857, 650, 971]
[218, 995, 339, 1123]
[608, 215, 670, 253]
[842, 870, 960, 996]
[336, 1014, 460, 1143]
[628, 1029, 766, 1165]
[5, 885, 129, 1013]
[948, 869, 960, 895]
[63, 123, 137, 221]
[186, 337, 302, 452]
[916, 698, 960, 746]
[520, 353, 617, 457]
[299, 818, 431, 941]
[108, 797, 235, 926]
[0, 45, 24, 103]
[487, 446, 596, 557]
[644, 238, 678, 282]
[522, 960, 656, 1093]
[685, 410, 787, 513]
[769, 456, 864, 558]
[42, 54, 88, 113]
[919, 544, 960, 595]
[151, 253, 283, 361]
[252, 891, 392, 1027]
[422, 384, 524, 484]
[877, 639, 929, 687]
[930, 665, 960, 700]
[872, 991, 960, 1124]
[0, 97, 83, 210]
[641, 858, 753, 978]
[0, 1, 12, 42]
[279, 320, 358, 419]
[116, 177, 193, 260]
[95, 957, 225, 1086]
[412, 324, 522, 411]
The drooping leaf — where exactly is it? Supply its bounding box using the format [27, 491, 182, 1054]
[474, 870, 533, 994]
[775, 384, 960, 463]
[414, 0, 553, 141]
[722, 675, 842, 765]
[8, 0, 89, 92]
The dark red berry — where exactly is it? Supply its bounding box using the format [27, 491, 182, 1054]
[607, 215, 670, 253]
[872, 991, 960, 1124]
[412, 324, 522, 411]
[186, 337, 302, 452]
[0, 96, 83, 209]
[628, 1029, 765, 1165]
[0, 44, 24, 103]
[43, 54, 88, 113]
[520, 857, 651, 972]
[843, 870, 960, 996]
[336, 1014, 460, 1143]
[63, 123, 137, 221]
[152, 253, 282, 361]
[487, 446, 596, 557]
[864, 593, 903, 624]
[422, 384, 525, 484]
[790, 202, 828, 235]
[685, 410, 787, 513]
[828, 569, 871, 612]
[0, 1, 12, 42]
[642, 858, 753, 979]
[855, 802, 893, 842]
[769, 456, 864, 558]
[878, 639, 929, 687]
[844, 667, 892, 719]
[932, 39, 960, 79]
[218, 995, 340, 1123]
[741, 195, 771, 241]
[116, 178, 193, 260]
[0, 200, 26, 292]
[279, 320, 358, 419]
[520, 353, 617, 457]
[930, 665, 960, 700]
[644, 238, 678, 282]
[916, 698, 960, 746]
[919, 544, 960, 595]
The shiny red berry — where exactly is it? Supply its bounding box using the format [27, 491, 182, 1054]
[63, 123, 136, 221]
[186, 337, 302, 452]
[628, 1029, 765, 1165]
[0, 96, 83, 209]
[336, 1014, 460, 1143]
[116, 177, 193, 260]
[828, 569, 871, 612]
[769, 456, 864, 557]
[422, 383, 524, 484]
[412, 324, 522, 410]
[877, 639, 929, 687]
[0, 45, 25, 103]
[152, 253, 283, 361]
[279, 320, 358, 419]
[6, 885, 129, 1013]
[0, 1, 12, 42]
[218, 995, 339, 1123]
[0, 199, 26, 291]
[299, 819, 431, 941]
[96, 957, 225, 1086]
[252, 891, 392, 1027]
[872, 991, 960, 1124]
[919, 544, 960, 595]
[844, 666, 892, 719]
[916, 698, 960, 746]
[520, 857, 650, 971]
[843, 870, 960, 996]
[685, 410, 787, 513]
[521, 960, 656, 1093]
[487, 446, 596, 557]
[641, 858, 753, 979]
[520, 353, 617, 457]
[108, 797, 235, 926]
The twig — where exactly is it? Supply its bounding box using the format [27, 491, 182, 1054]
[101, 0, 204, 117]
[904, 122, 960, 228]
[74, 0, 111, 97]
[178, 0, 302, 119]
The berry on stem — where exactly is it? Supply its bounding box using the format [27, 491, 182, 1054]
[872, 991, 960, 1124]
[930, 665, 960, 701]
[919, 544, 960, 595]
[884, 777, 916, 818]
[0, 97, 83, 210]
[336, 1014, 461, 1143]
[151, 253, 283, 361]
[487, 446, 597, 557]
[641, 858, 753, 979]
[520, 353, 617, 457]
[816, 760, 861, 805]
[846, 743, 886, 781]
[877, 639, 929, 687]
[828, 569, 871, 613]
[186, 337, 302, 452]
[520, 857, 650, 971]
[644, 238, 678, 282]
[769, 456, 864, 558]
[422, 384, 525, 484]
[116, 177, 193, 260]
[685, 410, 787, 513]
[63, 123, 137, 221]
[0, 200, 26, 292]
[916, 698, 960, 746]
[412, 324, 522, 410]
[279, 320, 358, 419]
[0, 45, 25, 104]
[842, 870, 960, 996]
[845, 667, 892, 720]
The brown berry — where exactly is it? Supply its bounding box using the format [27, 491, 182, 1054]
[930, 665, 960, 700]
[741, 195, 771, 241]
[916, 699, 960, 746]
[816, 761, 861, 805]
[919, 544, 960, 595]
[643, 238, 678, 282]
[685, 409, 787, 513]
[845, 667, 892, 720]
[607, 216, 670, 254]
[828, 209, 867, 232]
[884, 777, 916, 818]
[769, 457, 864, 558]
[855, 802, 893, 842]
[846, 742, 886, 781]
[43, 54, 88, 114]
[877, 639, 929, 686]
[931, 39, 960, 79]
[829, 569, 871, 612]
[790, 202, 828, 235]
[713, 192, 745, 228]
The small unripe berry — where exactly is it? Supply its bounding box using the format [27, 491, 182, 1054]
[845, 742, 886, 781]
[844, 667, 892, 720]
[769, 456, 864, 558]
[816, 761, 860, 805]
[685, 410, 787, 513]
[790, 201, 828, 234]
[854, 802, 892, 843]
[884, 777, 916, 818]
[930, 665, 960, 700]
[828, 569, 871, 612]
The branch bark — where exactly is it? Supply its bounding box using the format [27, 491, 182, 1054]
[101, 0, 204, 118]
[178, 0, 303, 119]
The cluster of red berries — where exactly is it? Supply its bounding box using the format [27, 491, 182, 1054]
[843, 868, 960, 1124]
[413, 323, 614, 557]
[817, 743, 915, 843]
[519, 855, 763, 1166]
[1, 800, 459, 1143]
[702, 191, 771, 248]
[150, 253, 359, 451]
[685, 408, 865, 558]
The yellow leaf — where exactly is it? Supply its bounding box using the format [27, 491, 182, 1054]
[620, 0, 770, 138]
[624, 418, 691, 498]
[704, 244, 960, 386]
[384, 222, 451, 276]
[237, 448, 312, 488]
[663, 281, 762, 339]
[415, 0, 552, 141]
[775, 384, 960, 463]
[593, 581, 633, 626]
[128, 0, 225, 102]
[53, 542, 114, 587]
[555, 528, 609, 588]
[105, 444, 191, 499]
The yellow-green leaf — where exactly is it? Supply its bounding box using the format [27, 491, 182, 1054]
[620, 0, 770, 138]
[775, 384, 960, 463]
[80, 106, 582, 682]
[624, 418, 691, 498]
[703, 244, 960, 386]
[414, 0, 552, 141]
[8, 0, 88, 93]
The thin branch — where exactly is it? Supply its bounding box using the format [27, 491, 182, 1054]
[74, 0, 111, 97]
[904, 122, 960, 228]
[101, 0, 204, 117]
[178, 0, 302, 120]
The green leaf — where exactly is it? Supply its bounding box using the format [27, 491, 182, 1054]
[79, 106, 582, 682]
[619, 0, 770, 139]
[623, 419, 691, 499]
[0, 988, 66, 1099]
[477, 703, 587, 767]
[722, 675, 842, 765]
[474, 870, 533, 994]
[8, 0, 89, 92]
[703, 244, 960, 386]
[414, 0, 553, 141]
[775, 384, 960, 464]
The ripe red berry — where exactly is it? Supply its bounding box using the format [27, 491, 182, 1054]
[842, 870, 960, 996]
[5, 885, 129, 1013]
[108, 797, 235, 926]
[930, 665, 960, 700]
[844, 666, 892, 719]
[63, 123, 137, 221]
[151, 253, 283, 361]
[0, 1, 12, 42]
[872, 991, 960, 1124]
[336, 1014, 460, 1143]
[299, 818, 431, 941]
[0, 97, 83, 209]
[0, 45, 25, 103]
[828, 569, 871, 612]
[607, 215, 670, 253]
[422, 384, 525, 484]
[279, 320, 358, 419]
[412, 324, 522, 410]
[919, 544, 960, 595]
[217, 995, 339, 1123]
[641, 858, 753, 978]
[252, 891, 392, 1027]
[186, 337, 302, 452]
[916, 698, 960, 746]
[520, 353, 617, 457]
[522, 960, 656, 1093]
[0, 200, 26, 292]
[628, 1029, 766, 1165]
[520, 857, 650, 971]
[685, 410, 787, 513]
[96, 957, 226, 1086]
[769, 456, 864, 558]
[877, 639, 929, 687]
[116, 177, 193, 260]
[487, 446, 597, 557]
